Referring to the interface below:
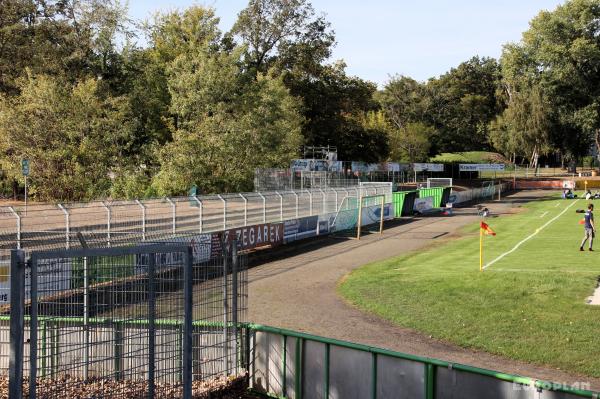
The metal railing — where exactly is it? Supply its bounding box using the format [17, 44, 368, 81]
[247, 324, 599, 399]
[0, 185, 393, 254]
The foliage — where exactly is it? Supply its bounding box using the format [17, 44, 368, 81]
[388, 122, 434, 163]
[429, 151, 509, 163]
[0, 74, 135, 201]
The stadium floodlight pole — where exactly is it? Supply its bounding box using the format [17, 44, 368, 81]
[101, 201, 112, 247]
[57, 204, 70, 249]
[135, 199, 146, 240]
[238, 193, 248, 226]
[165, 197, 176, 235]
[217, 194, 227, 230]
[8, 206, 21, 249]
[192, 195, 203, 233]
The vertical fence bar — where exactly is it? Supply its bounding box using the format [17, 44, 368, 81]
[8, 207, 21, 249]
[294, 337, 302, 399]
[58, 204, 70, 249]
[83, 256, 89, 380]
[258, 193, 266, 223]
[9, 250, 25, 399]
[319, 189, 326, 213]
[193, 195, 203, 233]
[218, 195, 227, 230]
[231, 240, 239, 373]
[222, 238, 230, 375]
[136, 200, 146, 240]
[166, 197, 176, 234]
[101, 201, 111, 247]
[282, 335, 287, 397]
[114, 321, 123, 381]
[425, 363, 435, 399]
[371, 352, 378, 399]
[325, 343, 330, 399]
[148, 252, 156, 399]
[29, 255, 38, 399]
[293, 191, 299, 218]
[239, 194, 248, 226]
[276, 191, 283, 221]
[183, 246, 193, 399]
[307, 190, 313, 216]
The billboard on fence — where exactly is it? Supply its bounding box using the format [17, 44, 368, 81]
[225, 223, 283, 250]
[412, 163, 444, 172]
[284, 216, 319, 243]
[414, 196, 435, 213]
[0, 258, 74, 304]
[361, 203, 393, 225]
[459, 164, 505, 171]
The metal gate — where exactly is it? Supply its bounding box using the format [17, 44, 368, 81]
[7, 241, 246, 398]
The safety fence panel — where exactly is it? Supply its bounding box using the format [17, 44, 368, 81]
[247, 324, 599, 399]
[3, 240, 248, 399]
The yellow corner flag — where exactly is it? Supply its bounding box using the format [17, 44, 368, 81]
[479, 221, 496, 271]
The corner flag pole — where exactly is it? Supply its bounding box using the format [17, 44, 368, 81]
[479, 225, 483, 272]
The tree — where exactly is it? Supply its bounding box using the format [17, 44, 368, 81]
[499, 0, 600, 164]
[388, 122, 434, 163]
[150, 7, 303, 195]
[231, 0, 334, 74]
[0, 74, 135, 201]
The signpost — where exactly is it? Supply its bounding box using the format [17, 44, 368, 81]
[21, 160, 29, 215]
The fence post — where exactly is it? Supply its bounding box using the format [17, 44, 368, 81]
[239, 194, 248, 226]
[193, 195, 203, 233]
[135, 200, 146, 240]
[218, 195, 227, 230]
[148, 252, 156, 399]
[307, 190, 313, 216]
[8, 207, 21, 249]
[319, 189, 326, 213]
[258, 193, 266, 223]
[231, 240, 239, 373]
[58, 204, 70, 249]
[101, 201, 111, 247]
[425, 363, 435, 399]
[30, 255, 38, 399]
[9, 249, 25, 399]
[276, 191, 283, 221]
[166, 197, 176, 235]
[293, 191, 299, 218]
[334, 189, 339, 214]
[83, 255, 89, 380]
[222, 238, 230, 375]
[183, 246, 193, 399]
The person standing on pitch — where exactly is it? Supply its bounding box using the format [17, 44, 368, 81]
[580, 203, 596, 251]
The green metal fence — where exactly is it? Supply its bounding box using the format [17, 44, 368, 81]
[392, 191, 418, 217]
[417, 187, 445, 208]
[248, 323, 599, 399]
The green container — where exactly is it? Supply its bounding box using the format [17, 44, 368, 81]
[393, 191, 417, 217]
[418, 187, 445, 207]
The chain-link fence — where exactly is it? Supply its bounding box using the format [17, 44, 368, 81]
[2, 241, 247, 398]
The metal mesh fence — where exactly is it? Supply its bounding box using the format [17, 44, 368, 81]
[2, 241, 247, 398]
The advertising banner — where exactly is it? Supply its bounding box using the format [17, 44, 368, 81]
[414, 196, 435, 213]
[225, 223, 283, 251]
[459, 164, 505, 171]
[412, 163, 444, 172]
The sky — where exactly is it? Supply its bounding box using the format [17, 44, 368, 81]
[127, 0, 565, 87]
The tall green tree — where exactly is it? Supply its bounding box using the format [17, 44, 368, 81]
[0, 74, 135, 201]
[498, 0, 600, 165]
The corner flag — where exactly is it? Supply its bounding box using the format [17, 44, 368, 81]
[480, 221, 496, 271]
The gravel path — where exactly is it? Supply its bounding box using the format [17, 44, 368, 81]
[247, 190, 600, 391]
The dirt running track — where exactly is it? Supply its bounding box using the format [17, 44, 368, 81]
[247, 190, 600, 391]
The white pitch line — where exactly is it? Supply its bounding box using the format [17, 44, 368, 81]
[555, 203, 560, 207]
[540, 211, 548, 218]
[483, 200, 579, 270]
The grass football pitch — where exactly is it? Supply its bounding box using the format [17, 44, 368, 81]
[339, 194, 600, 377]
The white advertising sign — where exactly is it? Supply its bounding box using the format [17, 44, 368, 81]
[412, 163, 444, 172]
[413, 196, 435, 213]
[459, 164, 505, 172]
